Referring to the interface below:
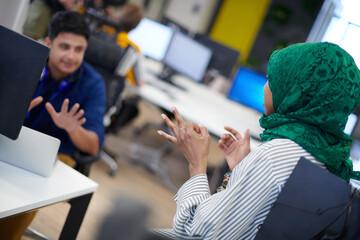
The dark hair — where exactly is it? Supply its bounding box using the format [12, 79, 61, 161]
[48, 11, 90, 40]
[117, 3, 143, 32]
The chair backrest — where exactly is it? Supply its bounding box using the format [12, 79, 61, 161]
[85, 33, 137, 104]
[85, 33, 125, 73]
[84, 31, 139, 133]
[255, 157, 360, 240]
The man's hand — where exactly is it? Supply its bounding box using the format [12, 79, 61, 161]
[28, 96, 43, 111]
[45, 98, 86, 133]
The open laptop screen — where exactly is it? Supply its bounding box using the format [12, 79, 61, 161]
[0, 25, 49, 140]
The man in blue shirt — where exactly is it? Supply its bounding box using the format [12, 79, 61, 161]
[0, 11, 106, 239]
[25, 11, 106, 159]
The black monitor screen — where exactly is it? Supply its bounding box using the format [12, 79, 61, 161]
[194, 34, 240, 78]
[0, 25, 49, 140]
[227, 67, 267, 113]
[128, 18, 174, 61]
[163, 32, 212, 83]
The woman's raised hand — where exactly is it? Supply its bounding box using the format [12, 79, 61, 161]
[218, 127, 250, 171]
[158, 107, 211, 177]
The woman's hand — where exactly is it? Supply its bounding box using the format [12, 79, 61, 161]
[158, 107, 211, 177]
[218, 127, 250, 171]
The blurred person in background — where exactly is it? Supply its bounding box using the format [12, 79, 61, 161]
[111, 3, 144, 86]
[23, 0, 84, 40]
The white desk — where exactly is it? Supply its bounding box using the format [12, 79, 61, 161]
[134, 59, 264, 147]
[0, 160, 98, 239]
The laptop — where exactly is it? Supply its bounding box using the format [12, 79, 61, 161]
[0, 26, 59, 177]
[0, 25, 49, 140]
[0, 126, 60, 177]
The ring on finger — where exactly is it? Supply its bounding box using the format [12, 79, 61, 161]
[179, 127, 186, 130]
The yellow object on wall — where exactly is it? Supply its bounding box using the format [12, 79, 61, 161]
[210, 0, 270, 63]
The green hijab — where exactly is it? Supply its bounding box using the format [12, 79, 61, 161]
[259, 42, 360, 181]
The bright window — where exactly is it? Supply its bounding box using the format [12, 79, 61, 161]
[322, 0, 360, 67]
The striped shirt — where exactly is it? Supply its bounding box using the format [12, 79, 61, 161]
[155, 138, 325, 239]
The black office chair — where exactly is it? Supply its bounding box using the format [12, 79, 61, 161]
[84, 7, 123, 39]
[68, 30, 138, 177]
[254, 157, 360, 240]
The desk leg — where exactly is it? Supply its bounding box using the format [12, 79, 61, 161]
[59, 193, 93, 240]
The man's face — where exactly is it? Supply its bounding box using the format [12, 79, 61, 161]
[45, 32, 87, 80]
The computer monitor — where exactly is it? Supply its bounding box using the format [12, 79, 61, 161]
[128, 18, 174, 61]
[163, 32, 212, 83]
[0, 25, 49, 140]
[194, 34, 240, 79]
[227, 67, 267, 114]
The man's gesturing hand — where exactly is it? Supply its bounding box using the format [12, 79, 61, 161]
[45, 98, 86, 133]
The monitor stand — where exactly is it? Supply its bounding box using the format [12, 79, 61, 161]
[157, 65, 187, 91]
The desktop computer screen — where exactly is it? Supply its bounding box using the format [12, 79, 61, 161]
[128, 18, 174, 61]
[227, 67, 267, 114]
[0, 25, 49, 140]
[163, 32, 212, 83]
[194, 34, 240, 79]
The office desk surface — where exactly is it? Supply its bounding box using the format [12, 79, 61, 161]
[134, 59, 264, 147]
[0, 160, 98, 219]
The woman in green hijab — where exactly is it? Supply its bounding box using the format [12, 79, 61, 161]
[260, 42, 360, 181]
[157, 42, 360, 239]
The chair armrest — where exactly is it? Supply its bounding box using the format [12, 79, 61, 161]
[72, 150, 101, 176]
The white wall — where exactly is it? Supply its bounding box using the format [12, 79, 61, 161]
[0, 0, 29, 33]
[163, 0, 218, 34]
[128, 0, 168, 21]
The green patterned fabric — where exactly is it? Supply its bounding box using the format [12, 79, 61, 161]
[259, 42, 360, 181]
